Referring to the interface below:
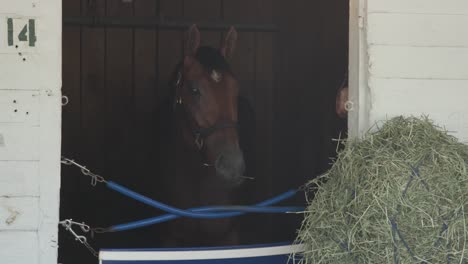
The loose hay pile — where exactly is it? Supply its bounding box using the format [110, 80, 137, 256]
[295, 116, 468, 263]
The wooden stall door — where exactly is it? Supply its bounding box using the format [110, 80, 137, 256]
[60, 0, 348, 262]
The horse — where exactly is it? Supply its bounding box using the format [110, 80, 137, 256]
[153, 25, 251, 247]
[335, 73, 349, 118]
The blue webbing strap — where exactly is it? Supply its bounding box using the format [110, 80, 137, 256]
[105, 181, 302, 232]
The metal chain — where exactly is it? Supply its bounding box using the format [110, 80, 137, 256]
[61, 157, 106, 186]
[59, 219, 99, 258]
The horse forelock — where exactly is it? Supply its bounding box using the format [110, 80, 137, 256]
[168, 46, 234, 101]
[194, 46, 231, 73]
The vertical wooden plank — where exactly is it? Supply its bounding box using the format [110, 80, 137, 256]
[273, 0, 312, 244]
[222, 0, 256, 181]
[222, 0, 260, 244]
[158, 0, 183, 103]
[223, 0, 256, 103]
[61, 28, 81, 157]
[133, 0, 158, 184]
[129, 0, 164, 247]
[134, 0, 158, 117]
[105, 0, 134, 178]
[59, 1, 89, 262]
[80, 0, 106, 174]
[253, 32, 275, 242]
[254, 0, 277, 245]
[159, 0, 183, 19]
[254, 0, 275, 197]
[272, 0, 349, 243]
[154, 0, 184, 227]
[275, 0, 314, 184]
[60, 1, 82, 253]
[100, 0, 140, 249]
[61, 1, 107, 263]
[63, 0, 80, 17]
[133, 0, 157, 180]
[311, 0, 349, 176]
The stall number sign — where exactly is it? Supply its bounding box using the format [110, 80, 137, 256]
[1, 17, 37, 49]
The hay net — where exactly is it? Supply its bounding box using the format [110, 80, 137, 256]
[295, 116, 468, 264]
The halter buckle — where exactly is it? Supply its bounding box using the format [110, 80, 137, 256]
[195, 133, 204, 150]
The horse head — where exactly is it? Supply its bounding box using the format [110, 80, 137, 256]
[171, 25, 245, 186]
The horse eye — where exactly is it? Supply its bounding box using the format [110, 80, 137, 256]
[189, 82, 201, 97]
[191, 87, 201, 96]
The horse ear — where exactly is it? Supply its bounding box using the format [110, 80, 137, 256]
[185, 24, 200, 56]
[220, 26, 238, 59]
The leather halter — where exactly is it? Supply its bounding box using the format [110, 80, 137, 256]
[173, 70, 238, 150]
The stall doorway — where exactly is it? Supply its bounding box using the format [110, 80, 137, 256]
[60, 0, 349, 263]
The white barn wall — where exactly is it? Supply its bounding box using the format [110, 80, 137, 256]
[367, 0, 468, 15]
[0, 0, 61, 263]
[353, 0, 468, 142]
[368, 13, 468, 47]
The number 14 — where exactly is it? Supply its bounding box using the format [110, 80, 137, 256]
[7, 18, 37, 47]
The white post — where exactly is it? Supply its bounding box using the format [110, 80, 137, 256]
[0, 0, 62, 263]
[348, 0, 370, 138]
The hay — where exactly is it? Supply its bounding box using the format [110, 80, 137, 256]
[295, 116, 468, 263]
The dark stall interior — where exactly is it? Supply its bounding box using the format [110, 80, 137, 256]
[59, 0, 348, 263]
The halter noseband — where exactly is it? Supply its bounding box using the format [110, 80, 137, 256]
[174, 70, 238, 150]
[193, 122, 238, 150]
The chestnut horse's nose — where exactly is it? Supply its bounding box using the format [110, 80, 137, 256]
[214, 146, 246, 186]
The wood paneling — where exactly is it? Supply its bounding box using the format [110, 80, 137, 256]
[223, 0, 256, 104]
[60, 1, 106, 263]
[60, 2, 83, 261]
[61, 0, 348, 258]
[133, 0, 159, 201]
[104, 0, 134, 178]
[157, 0, 183, 103]
[184, 0, 222, 47]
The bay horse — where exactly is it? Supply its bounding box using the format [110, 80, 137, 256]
[336, 73, 349, 118]
[155, 25, 248, 247]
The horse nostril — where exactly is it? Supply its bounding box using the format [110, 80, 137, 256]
[215, 154, 225, 168]
[214, 149, 246, 185]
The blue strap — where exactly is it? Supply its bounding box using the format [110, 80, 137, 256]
[106, 181, 302, 231]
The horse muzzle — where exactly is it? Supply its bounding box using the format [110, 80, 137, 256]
[214, 146, 246, 186]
